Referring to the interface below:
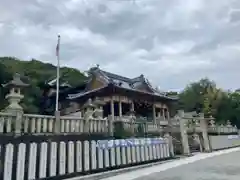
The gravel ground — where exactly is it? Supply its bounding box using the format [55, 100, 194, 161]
[133, 150, 240, 180]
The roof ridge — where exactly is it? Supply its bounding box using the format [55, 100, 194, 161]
[100, 70, 132, 82]
[131, 75, 143, 82]
[144, 78, 155, 91]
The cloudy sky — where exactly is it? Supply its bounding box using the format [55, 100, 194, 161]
[0, 0, 240, 91]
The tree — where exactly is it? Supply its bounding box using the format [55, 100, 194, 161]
[221, 92, 240, 128]
[0, 63, 11, 109]
[178, 78, 224, 118]
[203, 95, 211, 116]
[0, 57, 86, 113]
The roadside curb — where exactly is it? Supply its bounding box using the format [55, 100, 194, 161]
[65, 157, 182, 180]
[101, 147, 240, 180]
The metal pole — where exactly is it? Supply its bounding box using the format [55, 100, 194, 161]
[55, 35, 60, 111]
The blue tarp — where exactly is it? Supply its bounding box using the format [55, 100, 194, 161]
[97, 138, 167, 149]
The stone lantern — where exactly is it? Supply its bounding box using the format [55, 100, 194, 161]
[2, 73, 28, 113]
[92, 97, 105, 118]
[83, 98, 95, 118]
[226, 120, 232, 127]
[128, 109, 136, 122]
[82, 98, 95, 132]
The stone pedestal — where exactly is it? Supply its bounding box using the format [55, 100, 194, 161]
[83, 99, 95, 133]
[178, 110, 190, 155]
[193, 133, 203, 152]
[82, 98, 106, 133]
[4, 91, 24, 131]
[5, 92, 23, 112]
[164, 133, 174, 157]
[199, 113, 211, 152]
[92, 97, 105, 119]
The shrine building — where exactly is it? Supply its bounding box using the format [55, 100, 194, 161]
[41, 66, 177, 123]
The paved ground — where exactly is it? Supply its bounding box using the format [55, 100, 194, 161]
[101, 148, 240, 180]
[134, 151, 240, 180]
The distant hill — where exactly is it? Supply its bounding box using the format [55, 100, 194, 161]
[0, 57, 86, 113]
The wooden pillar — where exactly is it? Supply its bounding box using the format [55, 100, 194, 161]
[166, 109, 170, 119]
[110, 97, 114, 118]
[152, 104, 156, 124]
[108, 97, 114, 136]
[162, 108, 165, 120]
[119, 98, 122, 118]
[130, 101, 134, 112]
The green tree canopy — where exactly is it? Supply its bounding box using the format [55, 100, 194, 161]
[178, 78, 224, 117]
[178, 78, 240, 127]
[217, 92, 240, 128]
[0, 57, 86, 113]
[0, 63, 11, 109]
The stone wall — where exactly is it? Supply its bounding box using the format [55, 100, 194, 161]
[209, 135, 240, 150]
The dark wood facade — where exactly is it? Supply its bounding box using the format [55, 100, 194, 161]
[41, 66, 177, 121]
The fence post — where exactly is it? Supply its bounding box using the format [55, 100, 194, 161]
[199, 113, 211, 152]
[164, 132, 174, 157]
[2, 73, 28, 135]
[178, 110, 190, 155]
[54, 110, 61, 133]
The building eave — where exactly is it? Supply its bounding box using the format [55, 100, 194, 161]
[64, 83, 177, 102]
[67, 86, 109, 100]
[111, 85, 178, 102]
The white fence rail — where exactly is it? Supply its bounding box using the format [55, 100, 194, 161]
[0, 112, 16, 133]
[0, 137, 171, 180]
[0, 112, 109, 134]
[0, 112, 238, 135]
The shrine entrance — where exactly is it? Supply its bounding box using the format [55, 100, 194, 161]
[188, 133, 203, 153]
[172, 133, 204, 155]
[134, 101, 153, 122]
[172, 133, 183, 155]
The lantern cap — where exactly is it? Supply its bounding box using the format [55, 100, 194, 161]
[2, 73, 29, 88]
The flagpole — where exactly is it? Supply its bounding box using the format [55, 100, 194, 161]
[54, 35, 61, 133]
[55, 35, 60, 112]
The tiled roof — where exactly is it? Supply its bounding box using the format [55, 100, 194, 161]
[90, 67, 173, 99]
[100, 70, 133, 82]
[47, 66, 177, 101]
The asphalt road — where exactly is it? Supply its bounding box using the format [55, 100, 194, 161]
[133, 150, 240, 180]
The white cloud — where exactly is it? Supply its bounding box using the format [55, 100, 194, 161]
[0, 0, 240, 91]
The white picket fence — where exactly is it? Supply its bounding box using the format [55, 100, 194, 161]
[0, 137, 171, 180]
